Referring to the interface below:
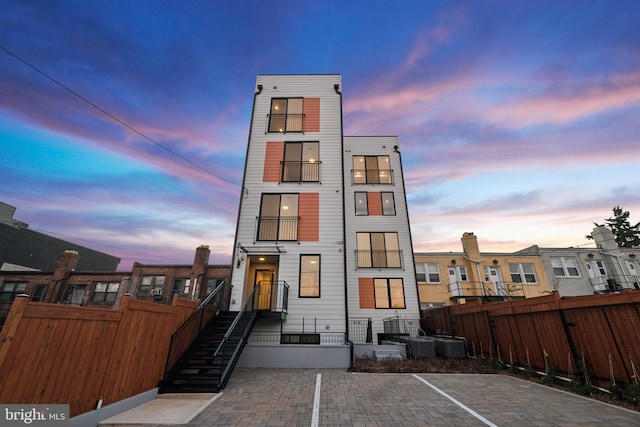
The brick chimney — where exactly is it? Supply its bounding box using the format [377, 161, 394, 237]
[47, 250, 80, 303]
[190, 245, 211, 300]
[461, 232, 481, 260]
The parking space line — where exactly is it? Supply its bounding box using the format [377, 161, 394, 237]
[311, 373, 321, 427]
[413, 374, 498, 427]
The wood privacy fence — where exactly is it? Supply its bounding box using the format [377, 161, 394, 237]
[0, 294, 213, 417]
[422, 290, 640, 386]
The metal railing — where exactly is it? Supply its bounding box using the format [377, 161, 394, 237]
[281, 161, 320, 182]
[352, 168, 394, 185]
[355, 250, 403, 269]
[256, 216, 299, 241]
[267, 113, 304, 133]
[348, 317, 373, 343]
[590, 275, 640, 292]
[448, 281, 525, 299]
[383, 316, 422, 336]
[253, 281, 289, 313]
[163, 281, 227, 375]
[212, 286, 258, 390]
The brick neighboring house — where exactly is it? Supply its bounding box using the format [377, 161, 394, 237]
[0, 245, 231, 327]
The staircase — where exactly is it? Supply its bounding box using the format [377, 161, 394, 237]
[159, 310, 257, 393]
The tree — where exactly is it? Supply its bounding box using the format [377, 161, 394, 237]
[587, 205, 640, 247]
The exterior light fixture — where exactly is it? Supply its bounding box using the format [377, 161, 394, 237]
[451, 259, 457, 265]
[631, 253, 637, 259]
[493, 259, 499, 265]
[587, 253, 595, 258]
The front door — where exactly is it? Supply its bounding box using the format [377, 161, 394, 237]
[448, 268, 461, 297]
[587, 260, 607, 292]
[254, 269, 275, 310]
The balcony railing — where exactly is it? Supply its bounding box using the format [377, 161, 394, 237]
[448, 281, 526, 300]
[355, 250, 403, 269]
[267, 113, 304, 133]
[256, 216, 299, 241]
[348, 317, 373, 343]
[352, 168, 393, 185]
[590, 275, 640, 293]
[253, 281, 289, 313]
[281, 161, 320, 182]
[383, 316, 422, 337]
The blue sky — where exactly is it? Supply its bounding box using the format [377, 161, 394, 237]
[1, 0, 639, 270]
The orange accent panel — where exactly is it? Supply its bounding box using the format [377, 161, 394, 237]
[359, 277, 375, 309]
[367, 192, 382, 216]
[263, 141, 284, 182]
[298, 193, 319, 241]
[303, 98, 320, 132]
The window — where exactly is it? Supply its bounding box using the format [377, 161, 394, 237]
[138, 275, 165, 295]
[206, 278, 225, 295]
[0, 281, 27, 303]
[92, 282, 120, 302]
[258, 194, 299, 241]
[31, 284, 48, 302]
[551, 257, 581, 277]
[269, 98, 303, 132]
[172, 278, 191, 296]
[508, 263, 538, 284]
[357, 232, 401, 268]
[64, 284, 86, 305]
[300, 255, 320, 297]
[282, 142, 319, 182]
[374, 278, 405, 308]
[416, 263, 441, 283]
[355, 192, 368, 215]
[352, 156, 392, 184]
[381, 192, 395, 215]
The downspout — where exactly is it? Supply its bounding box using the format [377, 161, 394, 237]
[228, 83, 263, 308]
[336, 82, 354, 371]
[464, 255, 486, 296]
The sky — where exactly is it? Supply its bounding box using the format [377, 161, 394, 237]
[1, 0, 640, 271]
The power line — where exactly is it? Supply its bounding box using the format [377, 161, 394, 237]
[0, 44, 241, 188]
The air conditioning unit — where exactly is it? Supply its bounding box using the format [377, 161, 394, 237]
[150, 288, 163, 296]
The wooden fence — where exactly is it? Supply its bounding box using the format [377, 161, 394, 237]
[0, 294, 209, 417]
[422, 290, 640, 386]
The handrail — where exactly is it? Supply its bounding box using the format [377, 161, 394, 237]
[163, 282, 225, 375]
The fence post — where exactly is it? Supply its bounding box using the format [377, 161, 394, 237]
[0, 295, 30, 370]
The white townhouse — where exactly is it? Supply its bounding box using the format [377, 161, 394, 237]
[229, 75, 420, 368]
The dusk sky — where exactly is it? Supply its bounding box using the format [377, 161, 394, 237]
[2, 1, 639, 271]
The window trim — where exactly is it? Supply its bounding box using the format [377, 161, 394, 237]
[381, 192, 396, 216]
[374, 278, 406, 309]
[508, 263, 538, 284]
[138, 275, 166, 295]
[0, 281, 28, 303]
[92, 282, 120, 302]
[352, 155, 393, 185]
[282, 141, 320, 183]
[551, 256, 581, 278]
[257, 193, 300, 241]
[356, 232, 402, 269]
[299, 254, 320, 298]
[354, 192, 368, 216]
[269, 97, 304, 133]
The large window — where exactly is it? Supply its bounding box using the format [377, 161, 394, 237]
[551, 257, 581, 277]
[282, 142, 319, 182]
[374, 278, 405, 308]
[269, 98, 303, 133]
[0, 281, 27, 303]
[64, 284, 86, 305]
[258, 194, 299, 241]
[416, 263, 441, 283]
[31, 284, 48, 302]
[299, 255, 320, 297]
[206, 278, 225, 295]
[172, 278, 191, 296]
[357, 232, 401, 268]
[355, 192, 368, 215]
[352, 156, 392, 184]
[138, 275, 165, 295]
[92, 282, 120, 302]
[381, 192, 395, 215]
[508, 263, 537, 284]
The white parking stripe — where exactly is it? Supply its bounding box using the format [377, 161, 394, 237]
[412, 374, 499, 427]
[311, 373, 321, 427]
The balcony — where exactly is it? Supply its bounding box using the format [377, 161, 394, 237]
[355, 250, 403, 269]
[590, 274, 640, 293]
[448, 281, 525, 301]
[256, 216, 299, 241]
[352, 168, 393, 185]
[267, 113, 304, 133]
[281, 161, 320, 182]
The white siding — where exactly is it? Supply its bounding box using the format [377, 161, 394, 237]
[343, 136, 421, 337]
[230, 75, 347, 337]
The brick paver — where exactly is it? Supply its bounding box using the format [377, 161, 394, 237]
[187, 368, 640, 426]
